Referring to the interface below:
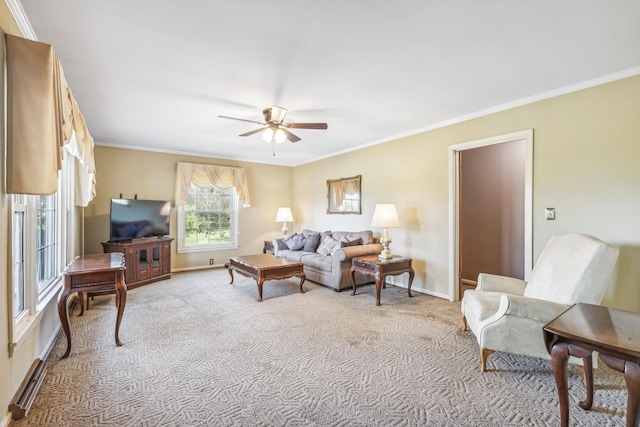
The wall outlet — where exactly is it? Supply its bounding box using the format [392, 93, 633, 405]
[209, 259, 215, 265]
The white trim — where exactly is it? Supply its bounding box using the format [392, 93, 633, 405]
[448, 129, 534, 301]
[4, 0, 37, 40]
[172, 264, 225, 272]
[0, 412, 12, 427]
[92, 67, 640, 169]
[295, 67, 640, 167]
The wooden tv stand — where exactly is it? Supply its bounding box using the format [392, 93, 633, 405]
[101, 237, 173, 289]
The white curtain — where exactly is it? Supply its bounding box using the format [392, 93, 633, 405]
[174, 162, 250, 207]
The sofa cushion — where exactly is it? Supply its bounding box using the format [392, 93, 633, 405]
[303, 232, 321, 252]
[302, 254, 333, 272]
[283, 250, 316, 262]
[340, 237, 363, 248]
[316, 235, 339, 256]
[283, 233, 306, 251]
[332, 230, 374, 245]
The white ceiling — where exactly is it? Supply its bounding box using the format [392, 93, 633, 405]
[17, 1, 640, 166]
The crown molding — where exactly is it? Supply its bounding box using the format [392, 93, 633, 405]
[5, 0, 37, 40]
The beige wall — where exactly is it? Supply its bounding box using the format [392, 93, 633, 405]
[293, 75, 640, 312]
[85, 147, 293, 269]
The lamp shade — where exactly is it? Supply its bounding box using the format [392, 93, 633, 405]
[370, 204, 399, 228]
[275, 207, 294, 223]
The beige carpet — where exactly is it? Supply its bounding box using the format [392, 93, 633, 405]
[18, 268, 629, 426]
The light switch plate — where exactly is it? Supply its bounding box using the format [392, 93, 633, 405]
[545, 208, 556, 220]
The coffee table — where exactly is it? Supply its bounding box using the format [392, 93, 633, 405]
[228, 254, 306, 302]
[543, 303, 640, 427]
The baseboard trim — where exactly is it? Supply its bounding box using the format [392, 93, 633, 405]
[9, 359, 47, 420]
[172, 264, 225, 273]
[0, 412, 15, 427]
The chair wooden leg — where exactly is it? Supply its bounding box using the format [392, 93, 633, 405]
[462, 316, 468, 331]
[481, 348, 494, 372]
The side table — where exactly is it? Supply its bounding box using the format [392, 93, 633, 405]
[58, 253, 127, 358]
[350, 254, 414, 306]
[543, 303, 640, 427]
[263, 240, 274, 254]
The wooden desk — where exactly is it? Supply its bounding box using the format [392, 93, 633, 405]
[350, 255, 414, 306]
[543, 303, 640, 427]
[58, 253, 127, 358]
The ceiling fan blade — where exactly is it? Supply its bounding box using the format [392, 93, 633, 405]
[280, 128, 301, 143]
[239, 127, 267, 137]
[285, 122, 328, 130]
[218, 115, 266, 125]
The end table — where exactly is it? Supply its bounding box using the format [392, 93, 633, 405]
[543, 303, 640, 427]
[350, 254, 414, 306]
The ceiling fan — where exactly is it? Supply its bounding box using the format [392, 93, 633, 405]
[219, 106, 328, 155]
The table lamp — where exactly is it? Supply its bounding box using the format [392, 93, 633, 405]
[275, 207, 294, 236]
[370, 204, 399, 260]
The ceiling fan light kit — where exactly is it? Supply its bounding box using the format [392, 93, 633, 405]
[219, 105, 328, 156]
[262, 127, 287, 144]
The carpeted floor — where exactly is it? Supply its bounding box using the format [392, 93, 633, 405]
[18, 268, 629, 426]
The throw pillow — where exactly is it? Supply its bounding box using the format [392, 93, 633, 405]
[283, 233, 306, 251]
[316, 235, 339, 256]
[340, 237, 363, 248]
[303, 232, 321, 252]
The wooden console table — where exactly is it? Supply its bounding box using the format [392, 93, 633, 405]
[543, 303, 640, 427]
[350, 255, 414, 306]
[58, 253, 127, 358]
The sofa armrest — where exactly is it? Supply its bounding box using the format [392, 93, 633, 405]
[332, 243, 384, 262]
[272, 238, 287, 256]
[477, 273, 527, 295]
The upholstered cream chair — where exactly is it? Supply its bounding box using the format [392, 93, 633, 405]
[461, 233, 618, 372]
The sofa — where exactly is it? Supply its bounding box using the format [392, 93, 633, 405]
[273, 229, 384, 291]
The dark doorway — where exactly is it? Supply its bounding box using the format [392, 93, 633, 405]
[458, 139, 526, 299]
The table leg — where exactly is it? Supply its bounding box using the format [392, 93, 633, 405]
[375, 272, 383, 306]
[350, 267, 357, 296]
[57, 289, 73, 359]
[298, 272, 306, 294]
[623, 361, 640, 427]
[114, 272, 127, 347]
[78, 292, 86, 316]
[228, 267, 235, 284]
[577, 351, 594, 410]
[407, 268, 415, 297]
[551, 342, 571, 427]
[256, 278, 264, 302]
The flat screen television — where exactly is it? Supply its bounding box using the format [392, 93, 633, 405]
[109, 198, 171, 242]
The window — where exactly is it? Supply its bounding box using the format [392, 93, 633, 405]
[177, 184, 238, 252]
[10, 153, 72, 352]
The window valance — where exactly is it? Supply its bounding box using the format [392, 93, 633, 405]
[5, 34, 96, 206]
[174, 162, 250, 207]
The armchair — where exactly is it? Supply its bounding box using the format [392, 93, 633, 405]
[461, 233, 618, 372]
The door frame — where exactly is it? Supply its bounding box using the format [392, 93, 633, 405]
[448, 129, 534, 301]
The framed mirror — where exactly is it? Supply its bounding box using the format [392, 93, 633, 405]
[327, 175, 361, 214]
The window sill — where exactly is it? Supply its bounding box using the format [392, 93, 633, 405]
[10, 279, 61, 357]
[177, 244, 238, 254]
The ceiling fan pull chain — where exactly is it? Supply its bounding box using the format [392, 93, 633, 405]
[272, 140, 276, 156]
